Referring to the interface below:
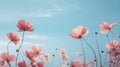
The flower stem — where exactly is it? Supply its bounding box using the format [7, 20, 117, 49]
[83, 38, 98, 67]
[80, 39, 86, 66]
[15, 31, 25, 67]
[7, 41, 11, 53]
[95, 34, 103, 67]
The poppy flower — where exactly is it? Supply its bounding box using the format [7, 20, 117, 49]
[100, 22, 117, 34]
[70, 26, 89, 39]
[0, 52, 16, 63]
[60, 49, 69, 60]
[18, 61, 29, 67]
[17, 19, 34, 32]
[7, 32, 19, 44]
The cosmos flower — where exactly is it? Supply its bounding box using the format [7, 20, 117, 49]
[0, 52, 16, 63]
[100, 22, 117, 34]
[70, 60, 90, 67]
[70, 26, 89, 39]
[25, 51, 37, 62]
[18, 61, 29, 67]
[70, 60, 81, 67]
[17, 19, 34, 32]
[7, 32, 19, 44]
[30, 46, 43, 57]
[36, 61, 45, 67]
[106, 40, 119, 50]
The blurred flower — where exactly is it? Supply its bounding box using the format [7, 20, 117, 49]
[70, 60, 81, 67]
[60, 49, 69, 60]
[18, 61, 29, 67]
[100, 22, 117, 34]
[30, 46, 43, 57]
[25, 51, 37, 62]
[70, 26, 89, 39]
[106, 40, 119, 50]
[17, 19, 34, 32]
[36, 61, 45, 67]
[0, 52, 16, 63]
[70, 60, 90, 67]
[7, 32, 19, 44]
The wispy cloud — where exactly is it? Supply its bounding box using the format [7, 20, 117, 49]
[25, 34, 48, 40]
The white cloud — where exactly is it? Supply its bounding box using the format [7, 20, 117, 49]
[23, 41, 45, 46]
[0, 40, 45, 46]
[25, 34, 48, 40]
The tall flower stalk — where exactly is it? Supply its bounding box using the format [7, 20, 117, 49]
[95, 32, 103, 67]
[15, 31, 25, 67]
[83, 38, 98, 67]
[80, 39, 86, 67]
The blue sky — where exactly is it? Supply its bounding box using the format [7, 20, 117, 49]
[0, 0, 120, 66]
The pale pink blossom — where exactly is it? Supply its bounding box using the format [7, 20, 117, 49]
[106, 40, 119, 50]
[0, 52, 16, 63]
[7, 32, 19, 44]
[25, 51, 37, 62]
[70, 26, 89, 39]
[30, 46, 43, 57]
[70, 60, 81, 67]
[100, 22, 117, 34]
[17, 19, 34, 32]
[36, 61, 45, 67]
[18, 61, 29, 67]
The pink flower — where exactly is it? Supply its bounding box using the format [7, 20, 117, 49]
[7, 32, 19, 44]
[17, 19, 34, 32]
[80, 61, 89, 67]
[36, 61, 45, 67]
[0, 52, 16, 62]
[30, 46, 43, 57]
[106, 40, 119, 50]
[70, 60, 81, 67]
[60, 49, 69, 60]
[18, 61, 29, 67]
[25, 51, 37, 62]
[100, 22, 117, 34]
[70, 60, 90, 67]
[70, 26, 89, 39]
[43, 53, 51, 62]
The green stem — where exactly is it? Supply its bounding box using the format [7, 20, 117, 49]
[95, 34, 102, 67]
[80, 39, 86, 67]
[83, 38, 98, 67]
[15, 31, 25, 67]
